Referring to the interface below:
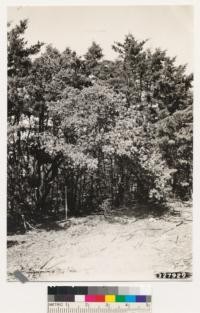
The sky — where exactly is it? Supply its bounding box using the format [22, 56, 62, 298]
[8, 6, 193, 73]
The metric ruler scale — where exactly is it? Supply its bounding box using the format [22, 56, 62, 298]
[48, 302, 151, 313]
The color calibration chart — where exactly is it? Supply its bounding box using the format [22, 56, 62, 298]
[48, 286, 152, 313]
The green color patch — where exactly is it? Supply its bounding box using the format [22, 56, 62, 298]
[116, 295, 126, 302]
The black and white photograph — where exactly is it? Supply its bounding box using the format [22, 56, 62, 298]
[7, 5, 193, 281]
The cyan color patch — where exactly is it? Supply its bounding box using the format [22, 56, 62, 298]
[125, 295, 136, 302]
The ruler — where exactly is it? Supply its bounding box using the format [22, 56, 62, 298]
[48, 302, 151, 313]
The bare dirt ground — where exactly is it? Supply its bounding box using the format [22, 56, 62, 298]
[7, 201, 192, 281]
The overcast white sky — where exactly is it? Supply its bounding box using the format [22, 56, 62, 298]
[8, 6, 193, 72]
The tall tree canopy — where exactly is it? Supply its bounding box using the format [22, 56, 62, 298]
[7, 22, 193, 232]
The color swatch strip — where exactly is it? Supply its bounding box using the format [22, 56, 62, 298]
[48, 287, 151, 303]
[48, 294, 151, 303]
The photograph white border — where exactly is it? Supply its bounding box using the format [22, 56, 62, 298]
[1, 0, 200, 312]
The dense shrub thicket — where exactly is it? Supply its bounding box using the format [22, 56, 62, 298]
[7, 20, 193, 231]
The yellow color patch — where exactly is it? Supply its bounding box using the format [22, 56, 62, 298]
[105, 295, 115, 302]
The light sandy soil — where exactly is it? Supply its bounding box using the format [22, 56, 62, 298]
[7, 202, 192, 281]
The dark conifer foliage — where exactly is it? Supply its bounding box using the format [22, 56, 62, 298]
[7, 21, 193, 232]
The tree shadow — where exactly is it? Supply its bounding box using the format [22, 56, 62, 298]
[36, 219, 71, 232]
[7, 240, 26, 248]
[109, 202, 169, 220]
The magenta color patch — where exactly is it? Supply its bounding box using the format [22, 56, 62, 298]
[85, 295, 96, 302]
